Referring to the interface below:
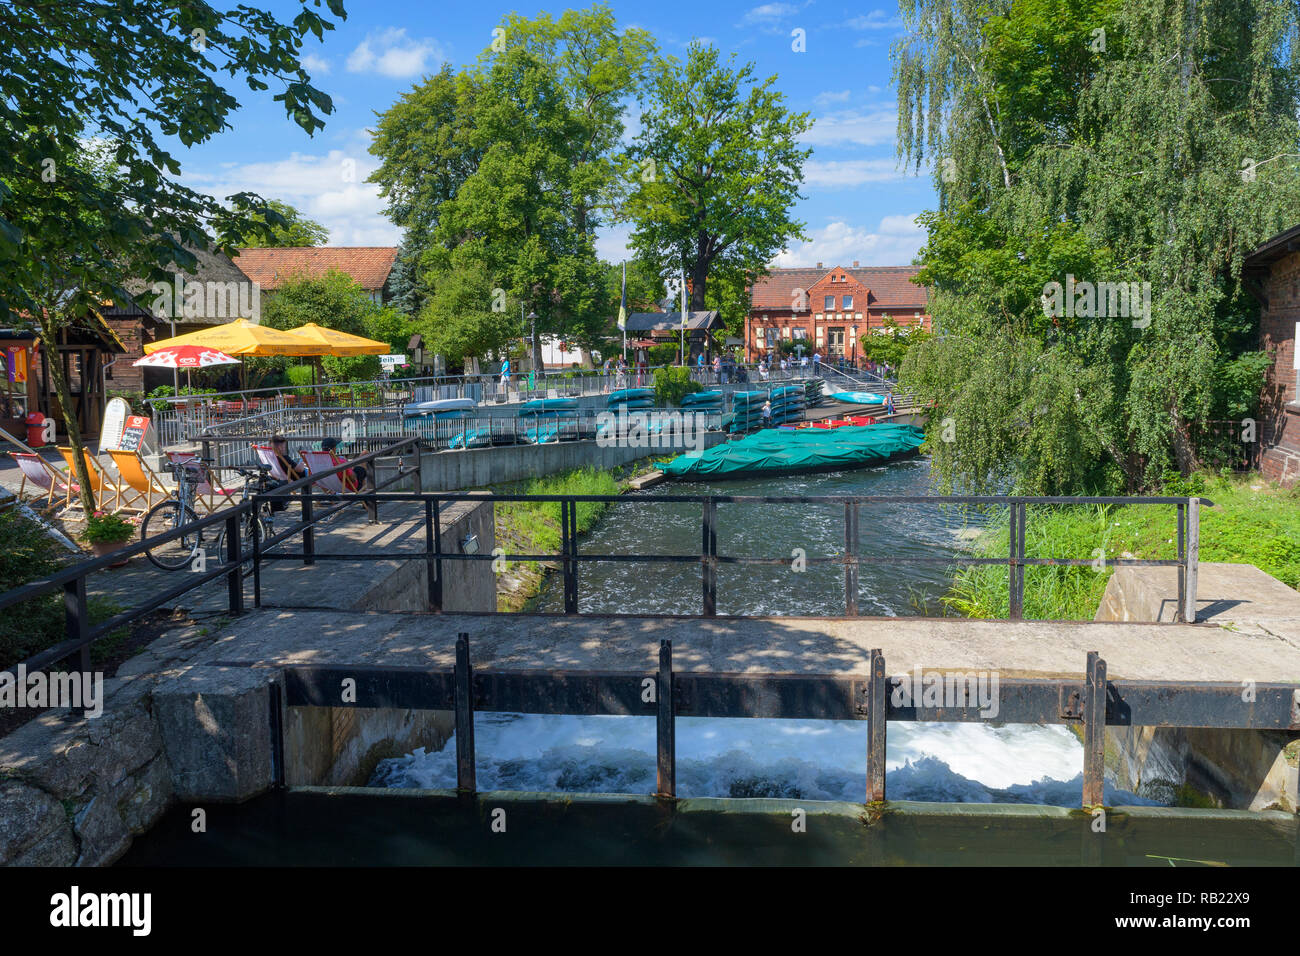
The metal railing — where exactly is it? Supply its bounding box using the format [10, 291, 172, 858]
[0, 438, 422, 676]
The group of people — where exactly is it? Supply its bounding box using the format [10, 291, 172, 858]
[267, 434, 368, 493]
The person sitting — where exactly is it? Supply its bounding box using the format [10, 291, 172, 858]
[268, 434, 305, 482]
[320, 437, 367, 492]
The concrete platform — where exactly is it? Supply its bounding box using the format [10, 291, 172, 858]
[192, 610, 1300, 684]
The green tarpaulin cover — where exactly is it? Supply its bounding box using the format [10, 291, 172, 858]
[660, 423, 924, 480]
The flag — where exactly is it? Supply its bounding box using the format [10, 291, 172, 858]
[617, 261, 627, 332]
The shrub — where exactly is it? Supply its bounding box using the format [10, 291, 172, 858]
[652, 366, 702, 406]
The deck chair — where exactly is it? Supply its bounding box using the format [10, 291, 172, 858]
[252, 444, 293, 482]
[300, 449, 354, 493]
[164, 451, 238, 515]
[57, 446, 119, 512]
[8, 452, 78, 510]
[107, 449, 169, 512]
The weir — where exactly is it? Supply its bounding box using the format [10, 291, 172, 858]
[1, 443, 1298, 864]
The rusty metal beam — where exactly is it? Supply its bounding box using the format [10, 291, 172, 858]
[1082, 651, 1106, 807]
[865, 648, 887, 802]
[657, 641, 675, 798]
[455, 634, 476, 795]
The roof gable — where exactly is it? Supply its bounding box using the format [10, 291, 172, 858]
[750, 265, 928, 311]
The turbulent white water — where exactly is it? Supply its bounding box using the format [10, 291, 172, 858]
[373, 459, 1162, 806]
[371, 712, 1159, 805]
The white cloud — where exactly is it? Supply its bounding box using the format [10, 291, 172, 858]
[773, 215, 925, 268]
[187, 144, 399, 246]
[346, 28, 444, 79]
[813, 89, 852, 108]
[803, 159, 904, 188]
[847, 10, 902, 30]
[300, 53, 331, 75]
[802, 108, 897, 147]
[741, 3, 802, 24]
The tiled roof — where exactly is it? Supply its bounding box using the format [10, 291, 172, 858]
[233, 246, 399, 291]
[749, 265, 928, 310]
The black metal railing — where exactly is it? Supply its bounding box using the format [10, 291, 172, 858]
[0, 474, 1210, 679]
[249, 490, 1208, 623]
[0, 437, 422, 677]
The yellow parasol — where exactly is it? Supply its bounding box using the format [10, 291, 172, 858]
[143, 319, 332, 356]
[282, 323, 389, 356]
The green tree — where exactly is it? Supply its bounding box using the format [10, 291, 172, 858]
[368, 5, 654, 365]
[415, 260, 521, 368]
[260, 269, 404, 382]
[0, 0, 342, 509]
[625, 42, 812, 313]
[241, 199, 330, 247]
[894, 0, 1300, 493]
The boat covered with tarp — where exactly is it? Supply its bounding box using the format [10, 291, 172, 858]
[659, 422, 924, 480]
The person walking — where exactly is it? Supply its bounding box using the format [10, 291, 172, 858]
[499, 356, 511, 392]
[761, 400, 772, 429]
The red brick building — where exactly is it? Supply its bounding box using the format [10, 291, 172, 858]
[1244, 228, 1300, 485]
[744, 262, 929, 362]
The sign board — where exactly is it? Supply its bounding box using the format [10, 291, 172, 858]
[116, 415, 151, 453]
[380, 354, 406, 369]
[100, 397, 130, 449]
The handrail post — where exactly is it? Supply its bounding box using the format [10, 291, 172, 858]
[252, 498, 262, 609]
[64, 577, 90, 673]
[657, 639, 675, 798]
[225, 511, 243, 615]
[844, 500, 859, 615]
[1176, 503, 1186, 619]
[865, 647, 886, 803]
[1184, 497, 1200, 623]
[1008, 501, 1025, 620]
[562, 499, 579, 614]
[302, 490, 314, 566]
[432, 497, 444, 611]
[701, 497, 717, 616]
[1082, 651, 1107, 807]
[454, 633, 476, 796]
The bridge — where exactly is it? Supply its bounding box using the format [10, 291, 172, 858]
[1, 440, 1298, 865]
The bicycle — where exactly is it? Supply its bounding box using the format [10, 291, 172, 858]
[214, 464, 277, 578]
[141, 458, 208, 571]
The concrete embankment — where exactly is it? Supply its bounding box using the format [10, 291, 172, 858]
[0, 498, 496, 866]
[1096, 563, 1300, 810]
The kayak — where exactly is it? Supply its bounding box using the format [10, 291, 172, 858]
[404, 397, 476, 416]
[519, 398, 579, 415]
[828, 391, 886, 406]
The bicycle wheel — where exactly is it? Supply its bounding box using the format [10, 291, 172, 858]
[215, 512, 269, 578]
[142, 501, 204, 571]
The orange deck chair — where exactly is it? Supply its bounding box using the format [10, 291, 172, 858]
[56, 446, 118, 512]
[106, 448, 170, 512]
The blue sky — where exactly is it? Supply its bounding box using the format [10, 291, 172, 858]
[180, 0, 938, 267]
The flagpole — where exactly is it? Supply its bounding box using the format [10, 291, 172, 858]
[619, 261, 627, 364]
[679, 264, 687, 366]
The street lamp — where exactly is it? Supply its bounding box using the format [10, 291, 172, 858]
[851, 324, 857, 368]
[525, 310, 538, 371]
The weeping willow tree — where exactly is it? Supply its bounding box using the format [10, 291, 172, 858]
[895, 0, 1300, 493]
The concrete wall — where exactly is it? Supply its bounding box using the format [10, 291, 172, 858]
[1096, 562, 1300, 810]
[401, 434, 727, 492]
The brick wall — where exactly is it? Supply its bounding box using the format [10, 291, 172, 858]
[104, 318, 156, 395]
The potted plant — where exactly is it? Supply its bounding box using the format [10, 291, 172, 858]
[83, 511, 137, 565]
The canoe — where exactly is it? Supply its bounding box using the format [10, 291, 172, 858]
[404, 397, 476, 416]
[607, 388, 655, 404]
[519, 398, 579, 415]
[828, 391, 886, 406]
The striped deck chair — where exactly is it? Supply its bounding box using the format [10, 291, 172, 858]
[164, 452, 238, 515]
[8, 452, 77, 509]
[57, 446, 118, 512]
[300, 449, 352, 493]
[107, 449, 169, 512]
[252, 444, 294, 482]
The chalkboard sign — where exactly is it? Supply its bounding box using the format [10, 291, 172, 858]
[117, 415, 150, 452]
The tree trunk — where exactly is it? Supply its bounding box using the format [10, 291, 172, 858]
[1170, 408, 1200, 475]
[41, 331, 96, 513]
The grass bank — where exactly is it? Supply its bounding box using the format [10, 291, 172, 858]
[945, 474, 1300, 620]
[491, 463, 654, 611]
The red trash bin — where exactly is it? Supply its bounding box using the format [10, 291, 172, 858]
[25, 411, 47, 448]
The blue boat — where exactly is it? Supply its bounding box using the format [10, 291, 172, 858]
[829, 391, 886, 406]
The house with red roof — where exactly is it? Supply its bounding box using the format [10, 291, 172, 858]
[744, 262, 929, 362]
[233, 247, 400, 305]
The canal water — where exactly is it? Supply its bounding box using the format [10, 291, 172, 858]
[373, 458, 1159, 808]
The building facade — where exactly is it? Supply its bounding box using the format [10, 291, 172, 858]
[744, 263, 929, 362]
[1244, 228, 1300, 485]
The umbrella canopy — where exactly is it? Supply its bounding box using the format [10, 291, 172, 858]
[283, 323, 389, 356]
[142, 319, 331, 357]
[132, 345, 241, 369]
